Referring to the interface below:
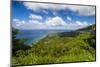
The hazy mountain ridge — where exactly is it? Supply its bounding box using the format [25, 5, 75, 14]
[46, 24, 96, 37]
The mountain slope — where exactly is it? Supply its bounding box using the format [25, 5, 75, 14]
[12, 24, 96, 66]
[77, 24, 96, 32]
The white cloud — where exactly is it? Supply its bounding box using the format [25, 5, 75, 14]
[29, 14, 43, 20]
[83, 21, 88, 25]
[13, 16, 67, 29]
[66, 5, 95, 16]
[52, 11, 58, 16]
[67, 16, 72, 21]
[73, 21, 89, 29]
[13, 17, 90, 30]
[13, 19, 19, 22]
[55, 21, 89, 30]
[13, 19, 46, 29]
[16, 21, 25, 26]
[42, 10, 49, 14]
[45, 16, 67, 26]
[23, 2, 95, 16]
[76, 21, 83, 25]
[23, 2, 66, 11]
[75, 21, 89, 26]
[13, 19, 25, 27]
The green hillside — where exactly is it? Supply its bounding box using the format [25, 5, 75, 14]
[12, 24, 96, 66]
[77, 24, 96, 32]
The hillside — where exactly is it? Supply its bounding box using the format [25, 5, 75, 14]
[12, 24, 96, 66]
[77, 24, 96, 32]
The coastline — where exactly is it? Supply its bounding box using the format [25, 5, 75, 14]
[31, 33, 48, 46]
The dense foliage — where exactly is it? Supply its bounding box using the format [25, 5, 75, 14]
[12, 24, 96, 66]
[12, 28, 30, 54]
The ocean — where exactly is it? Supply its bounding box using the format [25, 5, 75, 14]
[16, 29, 68, 45]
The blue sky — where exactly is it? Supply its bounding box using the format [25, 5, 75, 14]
[12, 1, 96, 30]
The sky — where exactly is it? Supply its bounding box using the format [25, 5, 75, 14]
[12, 1, 96, 30]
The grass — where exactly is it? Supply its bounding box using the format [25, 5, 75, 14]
[12, 31, 96, 66]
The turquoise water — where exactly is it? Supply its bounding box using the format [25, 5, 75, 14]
[16, 30, 68, 45]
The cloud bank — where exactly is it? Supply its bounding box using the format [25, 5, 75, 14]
[29, 14, 43, 20]
[23, 2, 95, 16]
[13, 15, 90, 30]
[12, 2, 95, 30]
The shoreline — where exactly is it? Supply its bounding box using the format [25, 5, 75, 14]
[31, 33, 48, 46]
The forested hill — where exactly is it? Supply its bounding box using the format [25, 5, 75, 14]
[54, 24, 96, 37]
[77, 24, 96, 32]
[12, 24, 96, 66]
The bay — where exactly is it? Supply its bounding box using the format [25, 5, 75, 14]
[16, 29, 68, 45]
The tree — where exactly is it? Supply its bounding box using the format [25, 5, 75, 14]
[12, 28, 30, 55]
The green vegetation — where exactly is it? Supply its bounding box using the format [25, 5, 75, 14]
[12, 28, 30, 54]
[12, 24, 96, 66]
